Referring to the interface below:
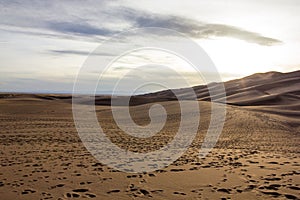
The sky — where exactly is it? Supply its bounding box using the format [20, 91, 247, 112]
[0, 0, 299, 94]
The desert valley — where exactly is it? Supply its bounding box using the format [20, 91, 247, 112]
[0, 70, 299, 200]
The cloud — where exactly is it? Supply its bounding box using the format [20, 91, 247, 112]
[48, 50, 115, 57]
[49, 50, 91, 56]
[119, 8, 282, 46]
[0, 1, 282, 46]
[47, 21, 114, 36]
[200, 24, 282, 46]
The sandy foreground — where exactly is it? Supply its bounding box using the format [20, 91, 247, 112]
[0, 94, 299, 200]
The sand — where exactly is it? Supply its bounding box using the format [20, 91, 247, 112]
[0, 70, 299, 199]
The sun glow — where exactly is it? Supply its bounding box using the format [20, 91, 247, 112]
[198, 38, 286, 80]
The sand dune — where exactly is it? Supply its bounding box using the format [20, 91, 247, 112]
[2, 70, 299, 110]
[0, 70, 299, 199]
[137, 70, 300, 122]
[139, 70, 300, 106]
[90, 70, 300, 116]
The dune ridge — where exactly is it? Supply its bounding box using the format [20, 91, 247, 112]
[1, 70, 299, 118]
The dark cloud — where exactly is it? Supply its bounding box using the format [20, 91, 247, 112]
[47, 21, 114, 36]
[0, 2, 282, 46]
[49, 50, 91, 56]
[119, 8, 282, 46]
[48, 50, 116, 57]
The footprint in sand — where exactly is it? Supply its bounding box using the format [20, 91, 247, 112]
[49, 183, 65, 189]
[259, 184, 281, 190]
[170, 168, 185, 172]
[126, 184, 152, 197]
[127, 174, 140, 178]
[173, 191, 186, 195]
[288, 186, 300, 190]
[21, 188, 36, 194]
[267, 161, 279, 164]
[85, 193, 97, 198]
[139, 189, 151, 196]
[217, 188, 231, 194]
[107, 189, 121, 194]
[65, 192, 80, 198]
[191, 188, 203, 193]
[263, 177, 281, 181]
[72, 188, 89, 193]
[261, 191, 282, 197]
[284, 194, 298, 199]
[148, 173, 155, 177]
[79, 181, 93, 185]
[151, 189, 163, 194]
